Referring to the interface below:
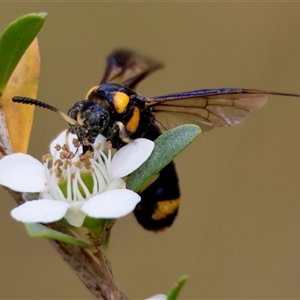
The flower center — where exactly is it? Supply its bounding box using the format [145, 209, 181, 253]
[42, 142, 112, 202]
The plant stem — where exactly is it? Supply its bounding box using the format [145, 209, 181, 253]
[0, 108, 13, 156]
[6, 188, 129, 300]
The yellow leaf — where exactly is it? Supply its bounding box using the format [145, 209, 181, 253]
[1, 38, 40, 153]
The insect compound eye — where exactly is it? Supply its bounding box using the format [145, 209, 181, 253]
[67, 100, 110, 144]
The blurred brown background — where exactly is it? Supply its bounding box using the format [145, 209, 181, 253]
[1, 2, 300, 299]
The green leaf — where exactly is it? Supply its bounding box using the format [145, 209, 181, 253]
[167, 275, 189, 300]
[126, 125, 201, 192]
[0, 12, 47, 96]
[25, 223, 92, 248]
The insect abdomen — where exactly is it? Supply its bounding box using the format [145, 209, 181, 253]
[133, 124, 180, 231]
[133, 161, 180, 231]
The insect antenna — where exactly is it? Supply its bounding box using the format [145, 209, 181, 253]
[12, 96, 77, 125]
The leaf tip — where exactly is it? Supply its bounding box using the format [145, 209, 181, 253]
[36, 12, 48, 20]
[166, 275, 189, 300]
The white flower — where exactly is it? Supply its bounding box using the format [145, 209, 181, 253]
[0, 131, 154, 227]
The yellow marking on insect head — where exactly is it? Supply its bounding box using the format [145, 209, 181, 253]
[85, 86, 99, 100]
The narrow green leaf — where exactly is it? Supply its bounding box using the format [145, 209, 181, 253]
[0, 12, 47, 95]
[25, 223, 92, 248]
[167, 275, 189, 300]
[126, 125, 201, 192]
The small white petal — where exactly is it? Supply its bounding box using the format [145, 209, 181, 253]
[111, 138, 154, 178]
[106, 178, 126, 191]
[50, 130, 78, 156]
[145, 295, 167, 300]
[64, 201, 87, 227]
[11, 199, 70, 223]
[81, 189, 140, 219]
[0, 153, 46, 192]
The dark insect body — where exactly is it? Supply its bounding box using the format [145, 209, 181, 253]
[13, 49, 300, 231]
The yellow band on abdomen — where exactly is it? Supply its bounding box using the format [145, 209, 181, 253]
[151, 199, 180, 221]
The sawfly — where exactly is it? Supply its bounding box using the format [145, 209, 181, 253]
[13, 49, 300, 231]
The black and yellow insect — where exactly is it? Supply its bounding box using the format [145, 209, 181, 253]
[13, 49, 300, 231]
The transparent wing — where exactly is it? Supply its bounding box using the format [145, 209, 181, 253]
[147, 88, 300, 131]
[100, 48, 163, 89]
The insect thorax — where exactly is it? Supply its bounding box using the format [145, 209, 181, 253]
[68, 83, 153, 149]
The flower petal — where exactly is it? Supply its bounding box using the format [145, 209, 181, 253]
[64, 201, 87, 227]
[11, 199, 70, 223]
[81, 189, 141, 219]
[111, 138, 154, 178]
[106, 178, 126, 191]
[145, 295, 167, 300]
[0, 153, 46, 192]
